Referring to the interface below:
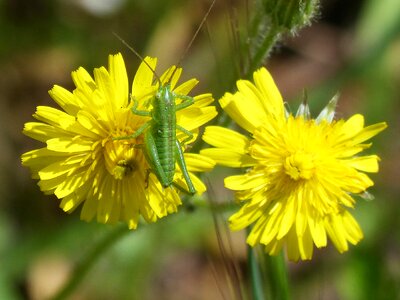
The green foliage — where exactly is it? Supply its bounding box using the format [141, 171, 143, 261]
[3, 0, 400, 299]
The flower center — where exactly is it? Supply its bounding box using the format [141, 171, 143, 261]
[103, 139, 138, 180]
[284, 151, 315, 180]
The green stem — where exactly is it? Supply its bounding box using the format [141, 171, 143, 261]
[247, 27, 281, 78]
[51, 224, 130, 300]
[265, 251, 290, 300]
[247, 232, 265, 300]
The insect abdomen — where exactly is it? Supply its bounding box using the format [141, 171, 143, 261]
[154, 120, 176, 185]
[151, 86, 177, 187]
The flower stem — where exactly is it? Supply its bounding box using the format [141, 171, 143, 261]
[247, 228, 265, 300]
[51, 224, 129, 300]
[265, 251, 291, 300]
[247, 27, 281, 78]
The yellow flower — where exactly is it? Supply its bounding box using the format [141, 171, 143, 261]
[22, 53, 216, 229]
[201, 67, 387, 261]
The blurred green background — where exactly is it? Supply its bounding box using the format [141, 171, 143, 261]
[1, 0, 399, 299]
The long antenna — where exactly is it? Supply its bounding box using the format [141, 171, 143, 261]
[113, 0, 216, 86]
[112, 32, 162, 86]
[167, 0, 216, 82]
[179, 0, 216, 67]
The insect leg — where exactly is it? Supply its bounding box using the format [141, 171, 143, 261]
[176, 125, 194, 144]
[175, 139, 196, 195]
[174, 94, 194, 111]
[143, 131, 170, 188]
[113, 121, 151, 140]
[131, 95, 151, 116]
[172, 181, 195, 195]
[144, 169, 151, 188]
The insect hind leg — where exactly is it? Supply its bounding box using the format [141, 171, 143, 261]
[175, 139, 196, 195]
[143, 131, 172, 188]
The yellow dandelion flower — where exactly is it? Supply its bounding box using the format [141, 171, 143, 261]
[201, 67, 387, 261]
[22, 53, 216, 229]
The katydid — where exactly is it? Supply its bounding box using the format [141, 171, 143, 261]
[115, 81, 197, 194]
[114, 0, 216, 195]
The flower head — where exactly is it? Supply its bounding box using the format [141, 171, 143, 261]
[201, 67, 387, 261]
[22, 53, 216, 229]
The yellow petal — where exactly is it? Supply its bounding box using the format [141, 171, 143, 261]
[173, 172, 206, 195]
[200, 148, 255, 168]
[225, 173, 267, 191]
[343, 155, 380, 173]
[146, 175, 178, 218]
[264, 237, 284, 256]
[22, 148, 68, 178]
[23, 122, 64, 142]
[295, 190, 307, 237]
[173, 78, 198, 95]
[351, 122, 388, 145]
[34, 106, 75, 128]
[236, 80, 265, 112]
[297, 226, 313, 260]
[342, 172, 374, 193]
[54, 171, 87, 198]
[202, 126, 250, 153]
[77, 110, 108, 138]
[93, 67, 115, 115]
[131, 56, 157, 101]
[177, 106, 217, 132]
[80, 192, 98, 222]
[336, 145, 369, 158]
[277, 196, 296, 239]
[308, 216, 327, 248]
[286, 226, 301, 261]
[342, 210, 363, 245]
[193, 93, 214, 107]
[60, 183, 90, 212]
[39, 159, 87, 180]
[253, 68, 285, 118]
[46, 137, 92, 153]
[184, 153, 215, 172]
[246, 216, 268, 245]
[340, 114, 364, 138]
[160, 65, 181, 89]
[71, 67, 96, 93]
[122, 180, 141, 229]
[219, 91, 264, 133]
[38, 176, 66, 194]
[49, 85, 80, 115]
[260, 208, 282, 245]
[96, 175, 115, 223]
[109, 53, 129, 109]
[339, 192, 356, 207]
[229, 201, 264, 231]
[324, 214, 348, 253]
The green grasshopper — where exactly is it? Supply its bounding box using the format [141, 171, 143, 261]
[115, 75, 197, 194]
[114, 0, 215, 195]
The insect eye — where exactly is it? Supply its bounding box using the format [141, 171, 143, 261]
[156, 88, 167, 99]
